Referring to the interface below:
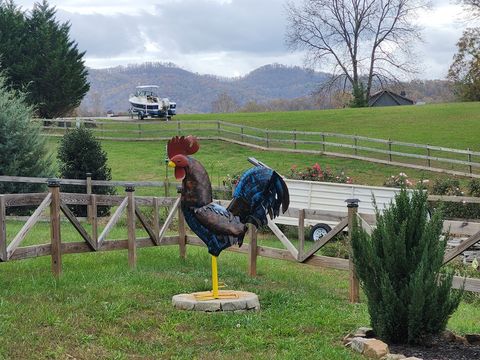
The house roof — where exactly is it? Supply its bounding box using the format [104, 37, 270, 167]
[368, 90, 414, 107]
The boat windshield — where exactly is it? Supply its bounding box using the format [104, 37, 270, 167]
[136, 90, 158, 97]
[135, 86, 159, 97]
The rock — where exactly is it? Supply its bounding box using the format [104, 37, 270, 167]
[404, 357, 423, 360]
[442, 330, 456, 342]
[381, 354, 406, 360]
[363, 339, 389, 359]
[194, 301, 221, 312]
[245, 296, 260, 310]
[172, 294, 196, 310]
[466, 334, 480, 345]
[221, 299, 246, 311]
[351, 337, 369, 353]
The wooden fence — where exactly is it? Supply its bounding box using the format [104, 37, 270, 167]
[34, 117, 480, 178]
[1, 180, 480, 303]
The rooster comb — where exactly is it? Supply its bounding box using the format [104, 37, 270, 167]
[167, 136, 199, 158]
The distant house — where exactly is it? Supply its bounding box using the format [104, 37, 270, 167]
[368, 90, 414, 107]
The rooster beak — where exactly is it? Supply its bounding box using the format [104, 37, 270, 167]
[168, 160, 176, 168]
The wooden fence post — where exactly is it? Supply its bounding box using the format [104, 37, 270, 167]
[91, 194, 98, 248]
[427, 145, 431, 167]
[153, 197, 160, 244]
[241, 126, 244, 142]
[177, 121, 181, 136]
[126, 184, 136, 269]
[388, 139, 392, 162]
[266, 129, 269, 148]
[298, 209, 305, 260]
[178, 201, 186, 259]
[217, 121, 221, 137]
[346, 198, 360, 303]
[468, 148, 472, 174]
[248, 224, 257, 277]
[86, 172, 93, 223]
[354, 136, 358, 156]
[0, 195, 6, 262]
[322, 134, 326, 152]
[293, 129, 297, 150]
[48, 179, 62, 277]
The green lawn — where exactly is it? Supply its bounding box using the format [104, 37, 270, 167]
[180, 102, 480, 151]
[2, 103, 479, 358]
[1, 233, 479, 359]
[46, 137, 460, 197]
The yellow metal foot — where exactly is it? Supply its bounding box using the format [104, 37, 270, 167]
[193, 290, 240, 301]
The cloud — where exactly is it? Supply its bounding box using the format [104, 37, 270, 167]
[11, 0, 471, 79]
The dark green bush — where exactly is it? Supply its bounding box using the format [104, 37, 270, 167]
[0, 75, 54, 214]
[57, 126, 115, 217]
[351, 189, 462, 344]
[430, 178, 480, 219]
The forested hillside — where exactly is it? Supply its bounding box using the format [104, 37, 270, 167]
[80, 63, 329, 114]
[79, 62, 455, 115]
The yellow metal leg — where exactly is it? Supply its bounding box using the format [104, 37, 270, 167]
[193, 255, 239, 301]
[212, 255, 219, 299]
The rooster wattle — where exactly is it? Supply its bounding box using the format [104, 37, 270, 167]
[167, 135, 289, 299]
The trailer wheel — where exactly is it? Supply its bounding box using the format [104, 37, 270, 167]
[310, 223, 332, 241]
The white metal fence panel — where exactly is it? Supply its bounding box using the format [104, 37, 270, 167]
[285, 179, 400, 215]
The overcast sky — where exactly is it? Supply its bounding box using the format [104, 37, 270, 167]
[14, 0, 471, 79]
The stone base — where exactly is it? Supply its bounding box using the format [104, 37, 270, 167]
[172, 290, 260, 312]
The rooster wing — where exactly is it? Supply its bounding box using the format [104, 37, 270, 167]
[227, 166, 289, 227]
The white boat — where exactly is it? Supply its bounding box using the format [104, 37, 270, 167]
[128, 85, 176, 120]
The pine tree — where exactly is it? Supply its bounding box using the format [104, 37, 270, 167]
[0, 1, 27, 89]
[0, 0, 89, 118]
[57, 126, 115, 216]
[24, 0, 89, 118]
[0, 74, 54, 209]
[351, 189, 462, 344]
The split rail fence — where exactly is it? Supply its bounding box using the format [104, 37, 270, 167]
[1, 179, 480, 304]
[35, 118, 480, 178]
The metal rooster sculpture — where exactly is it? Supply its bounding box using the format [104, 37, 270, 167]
[167, 135, 289, 300]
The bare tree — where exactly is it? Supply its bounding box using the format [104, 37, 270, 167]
[459, 0, 480, 13]
[211, 92, 238, 113]
[285, 0, 428, 102]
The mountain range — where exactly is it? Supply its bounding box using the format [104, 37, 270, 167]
[80, 63, 330, 114]
[79, 62, 454, 115]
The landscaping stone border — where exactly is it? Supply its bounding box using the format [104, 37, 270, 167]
[172, 290, 260, 312]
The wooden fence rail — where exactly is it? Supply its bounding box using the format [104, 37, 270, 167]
[1, 181, 480, 299]
[34, 118, 480, 178]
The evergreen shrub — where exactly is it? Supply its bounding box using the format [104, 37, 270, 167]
[351, 188, 462, 344]
[431, 178, 480, 219]
[0, 75, 53, 214]
[57, 126, 115, 216]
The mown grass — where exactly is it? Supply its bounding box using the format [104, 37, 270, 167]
[3, 103, 479, 358]
[180, 102, 480, 151]
[45, 137, 461, 199]
[1, 227, 479, 359]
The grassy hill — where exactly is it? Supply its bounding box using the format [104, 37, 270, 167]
[180, 102, 480, 151]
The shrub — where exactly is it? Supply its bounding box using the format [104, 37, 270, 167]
[468, 179, 480, 197]
[383, 172, 415, 188]
[0, 75, 54, 214]
[288, 163, 352, 183]
[57, 126, 115, 216]
[430, 178, 480, 219]
[351, 189, 462, 344]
